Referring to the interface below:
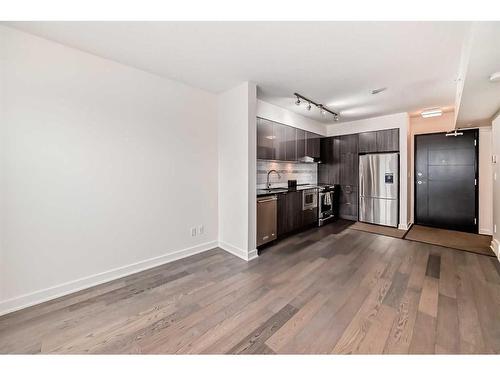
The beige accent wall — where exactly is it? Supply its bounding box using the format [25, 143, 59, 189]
[409, 112, 455, 223]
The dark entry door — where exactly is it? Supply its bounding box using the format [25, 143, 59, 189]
[414, 130, 478, 233]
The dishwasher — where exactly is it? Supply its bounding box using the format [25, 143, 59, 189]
[256, 195, 277, 247]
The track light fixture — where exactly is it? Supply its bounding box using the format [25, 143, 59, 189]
[318, 105, 326, 116]
[293, 92, 339, 120]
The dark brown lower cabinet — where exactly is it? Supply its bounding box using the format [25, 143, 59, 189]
[302, 207, 318, 227]
[277, 193, 288, 237]
[286, 191, 303, 233]
[339, 185, 358, 221]
[277, 190, 317, 237]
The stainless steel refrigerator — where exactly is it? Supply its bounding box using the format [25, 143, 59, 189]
[359, 153, 399, 227]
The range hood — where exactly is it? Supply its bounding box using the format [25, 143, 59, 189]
[299, 156, 322, 163]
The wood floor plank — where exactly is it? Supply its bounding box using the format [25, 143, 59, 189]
[331, 277, 393, 354]
[409, 311, 436, 354]
[382, 271, 409, 309]
[425, 254, 441, 279]
[265, 293, 326, 352]
[383, 288, 421, 354]
[227, 304, 299, 354]
[439, 249, 457, 299]
[435, 294, 459, 353]
[418, 277, 439, 318]
[356, 304, 397, 354]
[407, 246, 430, 291]
[456, 262, 487, 353]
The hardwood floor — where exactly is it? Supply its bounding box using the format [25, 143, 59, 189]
[1, 221, 499, 354]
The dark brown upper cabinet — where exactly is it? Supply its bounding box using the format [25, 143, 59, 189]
[320, 137, 333, 164]
[339, 133, 358, 155]
[256, 117, 322, 161]
[339, 134, 359, 186]
[305, 132, 320, 158]
[296, 129, 306, 160]
[358, 129, 399, 153]
[284, 126, 297, 161]
[376, 129, 399, 152]
[257, 118, 274, 159]
[358, 131, 377, 153]
[319, 136, 340, 185]
[273, 122, 287, 161]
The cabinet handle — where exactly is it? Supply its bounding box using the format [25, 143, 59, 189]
[257, 197, 277, 203]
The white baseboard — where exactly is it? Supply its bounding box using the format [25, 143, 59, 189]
[479, 228, 493, 235]
[218, 241, 258, 261]
[0, 240, 218, 317]
[491, 239, 500, 262]
[398, 222, 412, 231]
[248, 248, 259, 261]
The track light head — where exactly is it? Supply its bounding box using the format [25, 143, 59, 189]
[295, 96, 301, 106]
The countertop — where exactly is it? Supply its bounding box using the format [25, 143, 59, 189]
[256, 184, 320, 197]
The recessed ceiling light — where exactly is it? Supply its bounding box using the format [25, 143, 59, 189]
[371, 87, 387, 95]
[490, 72, 500, 83]
[421, 108, 443, 118]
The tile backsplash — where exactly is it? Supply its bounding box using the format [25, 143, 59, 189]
[257, 160, 318, 189]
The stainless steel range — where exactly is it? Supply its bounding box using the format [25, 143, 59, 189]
[318, 184, 340, 226]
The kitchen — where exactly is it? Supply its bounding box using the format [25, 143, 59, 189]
[256, 114, 400, 249]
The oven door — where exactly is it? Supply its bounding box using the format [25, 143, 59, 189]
[302, 189, 318, 210]
[320, 191, 333, 216]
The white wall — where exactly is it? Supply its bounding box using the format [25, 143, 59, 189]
[325, 113, 411, 229]
[492, 113, 500, 259]
[217, 82, 258, 261]
[479, 127, 493, 235]
[257, 99, 326, 136]
[0, 26, 219, 315]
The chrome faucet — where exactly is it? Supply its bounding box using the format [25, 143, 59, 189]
[266, 169, 281, 189]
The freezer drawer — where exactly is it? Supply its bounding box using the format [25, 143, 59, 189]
[359, 196, 398, 227]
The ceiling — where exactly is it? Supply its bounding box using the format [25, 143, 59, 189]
[456, 22, 500, 127]
[5, 21, 472, 123]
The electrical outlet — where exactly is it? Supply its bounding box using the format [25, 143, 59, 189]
[198, 225, 204, 235]
[191, 227, 197, 237]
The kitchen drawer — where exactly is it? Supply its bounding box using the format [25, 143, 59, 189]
[339, 185, 358, 220]
[302, 207, 318, 227]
